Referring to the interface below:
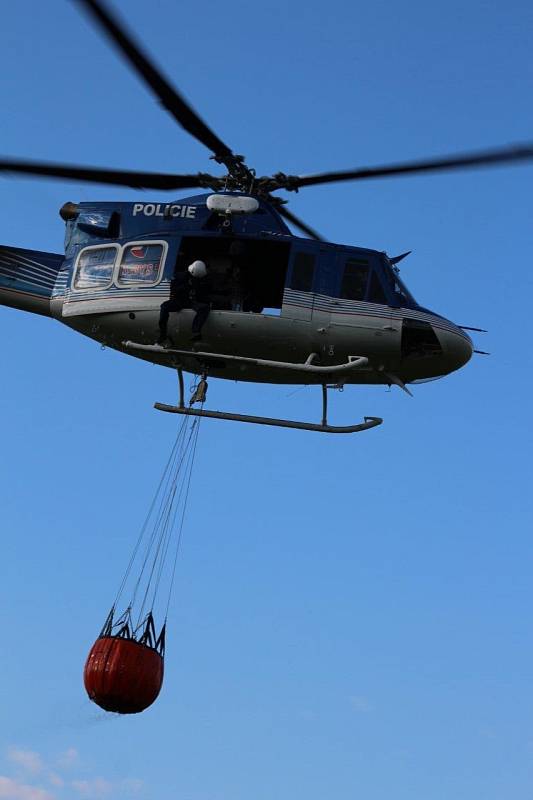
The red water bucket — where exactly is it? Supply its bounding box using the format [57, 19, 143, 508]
[84, 636, 164, 714]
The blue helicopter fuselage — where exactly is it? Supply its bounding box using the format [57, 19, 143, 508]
[0, 194, 472, 386]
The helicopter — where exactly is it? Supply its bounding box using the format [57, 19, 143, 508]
[1, 0, 532, 433]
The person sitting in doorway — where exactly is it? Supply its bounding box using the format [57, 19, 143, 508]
[188, 259, 212, 341]
[157, 259, 212, 346]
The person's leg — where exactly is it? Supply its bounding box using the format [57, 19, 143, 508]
[191, 302, 210, 337]
[158, 300, 171, 341]
[158, 299, 182, 342]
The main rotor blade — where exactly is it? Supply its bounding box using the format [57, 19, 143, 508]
[281, 144, 533, 189]
[0, 157, 218, 190]
[73, 0, 235, 166]
[275, 204, 323, 240]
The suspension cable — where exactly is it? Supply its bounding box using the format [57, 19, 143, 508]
[113, 414, 188, 609]
[164, 409, 203, 619]
[106, 377, 205, 644]
[136, 417, 199, 626]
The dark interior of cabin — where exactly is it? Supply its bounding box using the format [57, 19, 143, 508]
[178, 236, 290, 312]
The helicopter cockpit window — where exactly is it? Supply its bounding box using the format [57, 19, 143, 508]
[118, 242, 166, 286]
[340, 259, 370, 300]
[73, 245, 118, 290]
[386, 268, 416, 306]
[368, 271, 387, 304]
[290, 253, 315, 292]
[394, 273, 416, 305]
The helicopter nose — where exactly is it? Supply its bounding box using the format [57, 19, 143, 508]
[439, 326, 473, 372]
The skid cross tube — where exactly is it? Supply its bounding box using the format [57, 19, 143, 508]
[322, 384, 328, 426]
[177, 368, 185, 408]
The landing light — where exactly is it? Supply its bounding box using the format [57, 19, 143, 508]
[206, 194, 259, 215]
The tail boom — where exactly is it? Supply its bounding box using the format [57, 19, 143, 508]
[0, 245, 64, 316]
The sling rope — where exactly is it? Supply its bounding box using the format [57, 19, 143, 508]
[108, 389, 204, 641]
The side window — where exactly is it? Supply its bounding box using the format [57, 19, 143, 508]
[118, 242, 166, 286]
[368, 271, 387, 304]
[340, 259, 369, 300]
[74, 245, 118, 290]
[290, 252, 315, 292]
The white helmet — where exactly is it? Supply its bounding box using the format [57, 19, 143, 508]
[188, 260, 207, 278]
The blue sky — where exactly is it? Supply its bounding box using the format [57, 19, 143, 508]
[0, 1, 532, 798]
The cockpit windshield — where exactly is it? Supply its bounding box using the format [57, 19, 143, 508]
[383, 260, 416, 306]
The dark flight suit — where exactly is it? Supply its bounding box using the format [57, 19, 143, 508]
[188, 272, 212, 337]
[158, 271, 212, 341]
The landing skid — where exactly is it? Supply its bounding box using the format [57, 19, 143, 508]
[123, 341, 382, 433]
[153, 368, 382, 435]
[155, 402, 382, 434]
